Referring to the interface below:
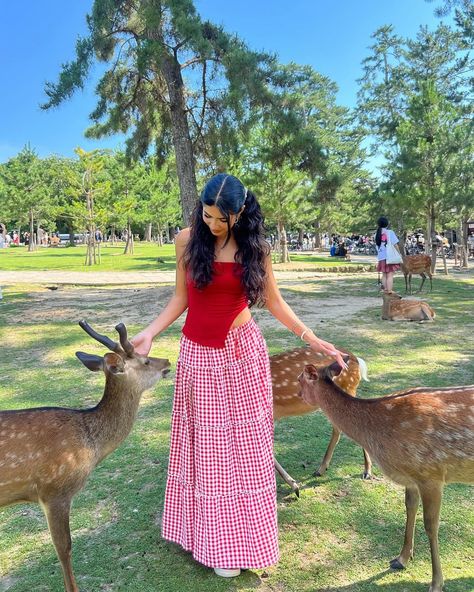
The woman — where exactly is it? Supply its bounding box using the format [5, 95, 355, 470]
[375, 216, 401, 292]
[132, 173, 346, 577]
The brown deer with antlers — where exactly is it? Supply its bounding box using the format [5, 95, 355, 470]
[271, 347, 371, 496]
[298, 360, 474, 592]
[400, 253, 433, 294]
[0, 321, 170, 592]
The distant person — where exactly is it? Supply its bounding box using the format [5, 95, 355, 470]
[375, 216, 401, 292]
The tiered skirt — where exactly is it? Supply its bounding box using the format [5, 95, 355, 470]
[161, 319, 279, 569]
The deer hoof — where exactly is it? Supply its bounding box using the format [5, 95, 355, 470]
[389, 558, 406, 570]
[362, 472, 372, 480]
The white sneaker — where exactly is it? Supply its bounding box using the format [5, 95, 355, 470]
[214, 568, 241, 578]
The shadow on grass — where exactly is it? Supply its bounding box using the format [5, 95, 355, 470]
[310, 572, 474, 592]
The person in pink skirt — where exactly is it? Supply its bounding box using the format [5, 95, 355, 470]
[132, 173, 346, 578]
[375, 216, 401, 292]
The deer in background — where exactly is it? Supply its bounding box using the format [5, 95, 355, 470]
[400, 252, 433, 294]
[0, 321, 170, 592]
[271, 347, 371, 496]
[298, 360, 474, 592]
[382, 290, 436, 322]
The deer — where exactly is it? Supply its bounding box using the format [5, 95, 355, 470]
[400, 253, 433, 294]
[0, 321, 170, 592]
[271, 347, 371, 496]
[298, 359, 474, 592]
[381, 290, 436, 322]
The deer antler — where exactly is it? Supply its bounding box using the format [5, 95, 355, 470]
[115, 323, 135, 357]
[79, 320, 122, 353]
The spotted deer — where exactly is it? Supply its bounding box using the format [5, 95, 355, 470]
[381, 290, 436, 322]
[271, 347, 370, 496]
[400, 253, 433, 294]
[299, 360, 474, 592]
[0, 321, 170, 592]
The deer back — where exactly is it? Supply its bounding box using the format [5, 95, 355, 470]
[401, 254, 431, 275]
[272, 347, 362, 420]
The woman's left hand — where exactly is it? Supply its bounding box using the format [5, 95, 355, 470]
[307, 335, 348, 370]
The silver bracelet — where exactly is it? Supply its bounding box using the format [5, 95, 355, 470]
[300, 328, 310, 341]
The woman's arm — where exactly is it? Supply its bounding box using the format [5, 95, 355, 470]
[131, 229, 190, 355]
[263, 255, 348, 368]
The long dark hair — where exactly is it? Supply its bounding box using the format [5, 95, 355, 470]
[183, 173, 270, 306]
[375, 216, 389, 247]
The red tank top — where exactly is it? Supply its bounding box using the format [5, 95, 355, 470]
[182, 262, 249, 348]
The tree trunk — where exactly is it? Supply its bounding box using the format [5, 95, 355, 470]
[156, 223, 163, 247]
[84, 190, 97, 266]
[124, 219, 134, 254]
[428, 205, 437, 274]
[28, 210, 36, 252]
[144, 222, 152, 242]
[161, 54, 198, 226]
[460, 216, 468, 268]
[314, 220, 321, 249]
[278, 220, 290, 263]
[67, 222, 75, 247]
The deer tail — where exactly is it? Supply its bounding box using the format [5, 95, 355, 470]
[357, 357, 369, 382]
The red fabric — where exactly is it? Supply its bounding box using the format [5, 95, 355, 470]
[377, 260, 400, 273]
[161, 319, 279, 569]
[182, 262, 249, 348]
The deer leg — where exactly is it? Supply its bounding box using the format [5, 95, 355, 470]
[274, 457, 300, 497]
[419, 482, 444, 592]
[390, 486, 420, 570]
[429, 273, 433, 292]
[409, 274, 413, 295]
[315, 426, 341, 476]
[420, 305, 434, 323]
[41, 497, 79, 592]
[362, 448, 372, 479]
[404, 273, 409, 293]
[418, 273, 426, 293]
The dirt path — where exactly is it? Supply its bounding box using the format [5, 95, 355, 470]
[1, 278, 381, 327]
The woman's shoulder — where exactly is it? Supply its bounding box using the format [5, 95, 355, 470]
[175, 227, 191, 247]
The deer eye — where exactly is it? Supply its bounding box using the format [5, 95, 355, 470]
[144, 359, 150, 366]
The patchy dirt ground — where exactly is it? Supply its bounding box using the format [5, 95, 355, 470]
[3, 278, 381, 329]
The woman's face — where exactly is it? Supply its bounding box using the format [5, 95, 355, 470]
[202, 204, 238, 238]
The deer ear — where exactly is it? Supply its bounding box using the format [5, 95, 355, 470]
[327, 356, 350, 378]
[304, 364, 320, 381]
[76, 352, 104, 372]
[104, 352, 125, 375]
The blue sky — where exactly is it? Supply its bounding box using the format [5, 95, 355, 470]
[0, 0, 446, 164]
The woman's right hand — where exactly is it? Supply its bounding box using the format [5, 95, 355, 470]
[130, 330, 154, 356]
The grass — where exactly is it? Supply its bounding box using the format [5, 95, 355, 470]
[0, 243, 177, 272]
[0, 243, 371, 273]
[0, 270, 473, 592]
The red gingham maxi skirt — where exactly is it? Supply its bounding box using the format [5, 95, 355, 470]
[161, 318, 279, 569]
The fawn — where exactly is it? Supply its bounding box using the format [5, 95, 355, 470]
[0, 321, 170, 592]
[400, 253, 433, 293]
[381, 290, 436, 322]
[298, 359, 474, 592]
[271, 347, 370, 496]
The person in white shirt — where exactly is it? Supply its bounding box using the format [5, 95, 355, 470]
[375, 216, 401, 292]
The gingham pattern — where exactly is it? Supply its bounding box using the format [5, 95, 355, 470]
[161, 319, 279, 569]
